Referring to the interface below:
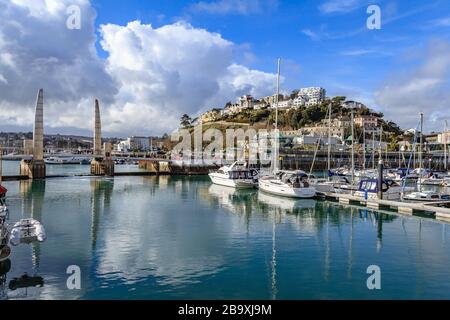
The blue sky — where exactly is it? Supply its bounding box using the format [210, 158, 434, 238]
[1, 0, 449, 135]
[91, 0, 450, 104]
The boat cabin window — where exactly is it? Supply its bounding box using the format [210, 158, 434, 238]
[229, 171, 250, 179]
[218, 169, 225, 175]
[431, 195, 439, 199]
[360, 181, 377, 192]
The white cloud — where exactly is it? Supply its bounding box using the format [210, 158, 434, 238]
[301, 29, 321, 41]
[191, 0, 278, 15]
[374, 40, 450, 131]
[319, 0, 364, 14]
[340, 49, 376, 56]
[0, 0, 277, 136]
[99, 21, 277, 134]
[0, 0, 117, 130]
[430, 17, 450, 27]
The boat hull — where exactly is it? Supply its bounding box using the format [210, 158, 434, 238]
[258, 180, 316, 199]
[309, 182, 335, 194]
[209, 174, 256, 189]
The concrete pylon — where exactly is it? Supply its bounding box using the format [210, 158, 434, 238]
[91, 99, 114, 176]
[33, 89, 44, 161]
[94, 99, 102, 157]
[20, 89, 46, 179]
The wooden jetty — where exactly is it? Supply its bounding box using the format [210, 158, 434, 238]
[322, 192, 450, 222]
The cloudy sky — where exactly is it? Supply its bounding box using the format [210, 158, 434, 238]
[0, 0, 449, 137]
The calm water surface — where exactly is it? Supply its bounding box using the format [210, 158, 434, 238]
[1, 172, 450, 300]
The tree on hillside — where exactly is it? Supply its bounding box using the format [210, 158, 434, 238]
[331, 96, 346, 106]
[180, 114, 192, 129]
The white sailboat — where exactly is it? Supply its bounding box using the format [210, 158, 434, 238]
[259, 171, 316, 199]
[307, 103, 337, 194]
[258, 58, 317, 199]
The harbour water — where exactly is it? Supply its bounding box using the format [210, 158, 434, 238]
[1, 168, 450, 299]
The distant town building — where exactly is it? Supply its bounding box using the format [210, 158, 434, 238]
[239, 95, 255, 110]
[425, 133, 439, 145]
[23, 139, 34, 155]
[438, 131, 450, 145]
[365, 139, 388, 151]
[298, 87, 326, 106]
[335, 116, 351, 128]
[223, 103, 241, 115]
[303, 124, 346, 140]
[354, 115, 379, 130]
[302, 116, 351, 140]
[292, 135, 341, 147]
[342, 101, 367, 109]
[261, 94, 284, 106]
[272, 98, 292, 110]
[253, 101, 268, 110]
[116, 136, 151, 152]
[291, 96, 307, 108]
[200, 110, 221, 123]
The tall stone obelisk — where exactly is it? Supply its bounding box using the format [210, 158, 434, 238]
[90, 99, 114, 176]
[21, 89, 46, 179]
[34, 89, 44, 161]
[94, 99, 102, 157]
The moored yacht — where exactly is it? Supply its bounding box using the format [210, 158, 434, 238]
[354, 178, 414, 201]
[307, 176, 336, 194]
[403, 191, 450, 203]
[259, 171, 317, 199]
[385, 168, 420, 183]
[417, 171, 447, 186]
[209, 161, 259, 189]
[45, 156, 90, 165]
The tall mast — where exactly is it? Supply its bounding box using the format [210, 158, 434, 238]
[372, 130, 375, 169]
[273, 58, 281, 174]
[419, 112, 424, 175]
[351, 104, 355, 186]
[363, 126, 366, 172]
[379, 125, 383, 163]
[327, 103, 332, 176]
[445, 120, 448, 171]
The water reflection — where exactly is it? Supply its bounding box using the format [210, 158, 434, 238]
[19, 180, 45, 270]
[90, 178, 114, 250]
[202, 183, 406, 294]
[1, 176, 450, 299]
[0, 259, 10, 300]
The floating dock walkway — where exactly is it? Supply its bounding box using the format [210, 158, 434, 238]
[322, 192, 450, 222]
